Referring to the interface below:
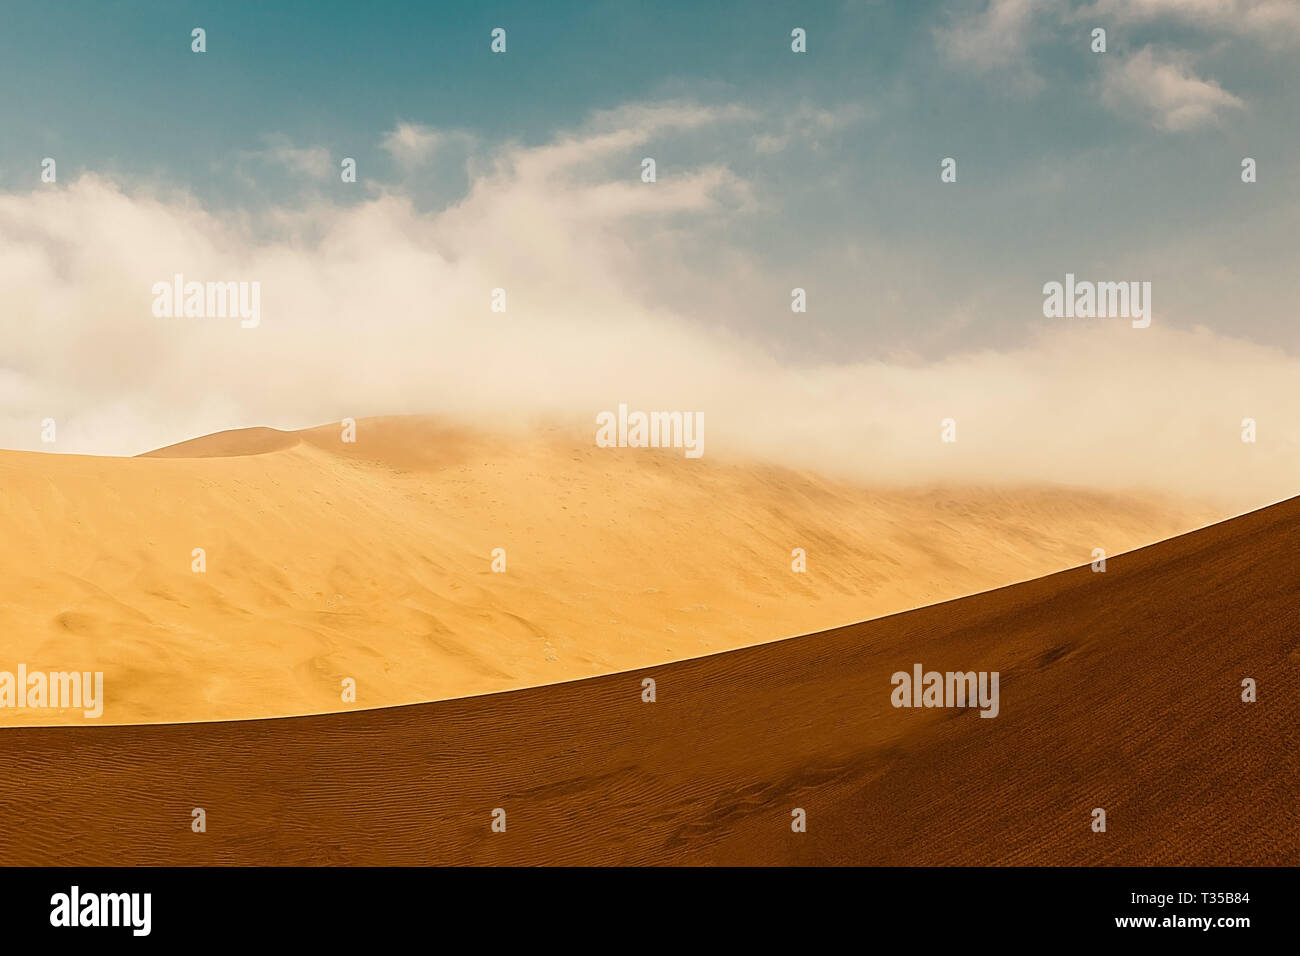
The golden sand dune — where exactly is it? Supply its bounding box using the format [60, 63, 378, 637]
[0, 416, 1230, 725]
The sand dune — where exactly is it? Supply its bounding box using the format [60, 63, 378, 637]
[0, 415, 1232, 725]
[1, 494, 1294, 865]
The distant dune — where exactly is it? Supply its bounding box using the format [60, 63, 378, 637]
[143, 426, 302, 458]
[0, 415, 1233, 725]
[2, 494, 1294, 865]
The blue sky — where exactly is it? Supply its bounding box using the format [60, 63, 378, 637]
[3, 0, 1295, 357]
[0, 0, 1296, 502]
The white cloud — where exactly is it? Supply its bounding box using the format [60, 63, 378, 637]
[749, 102, 869, 154]
[267, 144, 334, 181]
[234, 137, 335, 183]
[1100, 46, 1245, 130]
[0, 102, 1296, 510]
[935, 0, 1045, 94]
[1078, 0, 1300, 46]
[380, 122, 454, 168]
[938, 1, 1287, 115]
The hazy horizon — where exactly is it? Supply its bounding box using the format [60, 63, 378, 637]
[1, 0, 1296, 508]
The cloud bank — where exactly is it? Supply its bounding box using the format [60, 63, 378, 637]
[0, 104, 1295, 510]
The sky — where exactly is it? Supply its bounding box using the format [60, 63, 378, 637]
[0, 0, 1296, 506]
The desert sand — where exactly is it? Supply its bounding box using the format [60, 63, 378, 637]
[1, 493, 1294, 865]
[0, 415, 1232, 725]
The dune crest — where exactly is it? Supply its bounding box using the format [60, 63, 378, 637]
[141, 426, 302, 459]
[0, 416, 1234, 725]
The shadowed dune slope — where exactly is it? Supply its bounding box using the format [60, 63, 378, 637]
[0, 416, 1231, 725]
[2, 494, 1295, 864]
